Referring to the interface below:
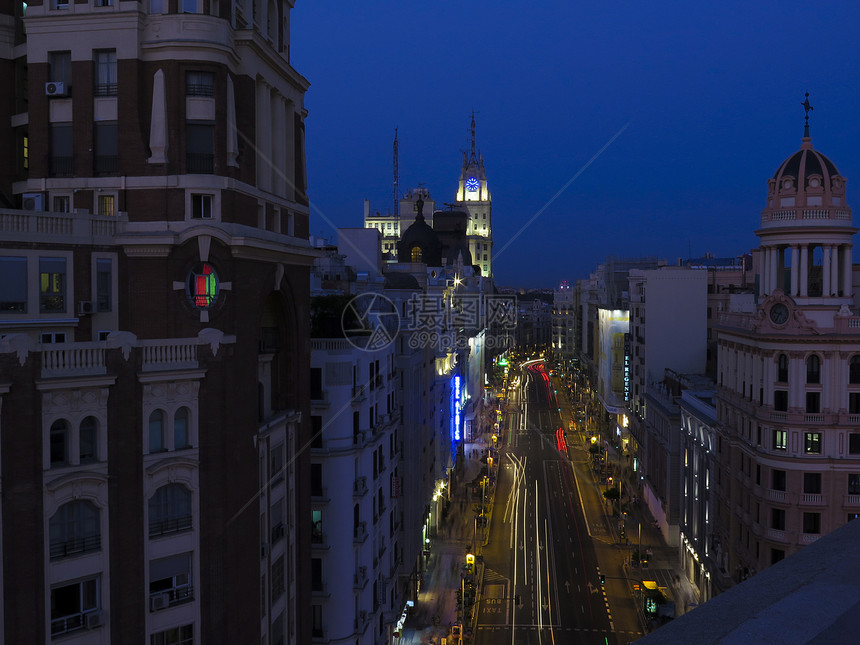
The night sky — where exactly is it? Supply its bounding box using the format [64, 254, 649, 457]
[292, 0, 860, 288]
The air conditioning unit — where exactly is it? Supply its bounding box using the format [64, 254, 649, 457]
[22, 193, 44, 211]
[45, 82, 67, 97]
[78, 301, 94, 316]
[85, 611, 103, 629]
[150, 593, 170, 611]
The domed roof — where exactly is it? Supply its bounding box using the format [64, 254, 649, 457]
[772, 141, 840, 186]
[397, 212, 442, 265]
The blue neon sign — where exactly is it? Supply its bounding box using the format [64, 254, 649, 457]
[451, 375, 461, 442]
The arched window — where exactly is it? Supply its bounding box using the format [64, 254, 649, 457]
[174, 407, 190, 449]
[50, 419, 69, 467]
[806, 355, 821, 384]
[79, 416, 98, 463]
[149, 484, 192, 537]
[410, 246, 423, 263]
[49, 500, 100, 559]
[851, 356, 860, 384]
[149, 410, 165, 453]
[777, 354, 789, 383]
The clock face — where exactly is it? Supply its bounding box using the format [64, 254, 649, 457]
[769, 303, 789, 325]
[465, 177, 479, 192]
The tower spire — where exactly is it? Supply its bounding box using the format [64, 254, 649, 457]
[468, 111, 478, 166]
[801, 91, 814, 139]
[393, 127, 399, 215]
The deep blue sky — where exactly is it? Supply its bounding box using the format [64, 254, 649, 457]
[292, 0, 860, 288]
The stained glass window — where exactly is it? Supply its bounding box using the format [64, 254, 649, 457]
[187, 263, 219, 309]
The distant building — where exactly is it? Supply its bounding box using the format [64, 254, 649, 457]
[552, 280, 576, 358]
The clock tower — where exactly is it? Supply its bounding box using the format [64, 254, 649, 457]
[454, 113, 493, 277]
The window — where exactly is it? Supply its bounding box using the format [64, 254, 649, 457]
[271, 442, 284, 483]
[850, 393, 860, 415]
[850, 433, 860, 455]
[311, 557, 322, 591]
[94, 122, 118, 174]
[48, 51, 71, 87]
[186, 121, 214, 173]
[311, 509, 323, 543]
[94, 50, 117, 96]
[849, 474, 860, 495]
[151, 625, 193, 645]
[98, 194, 116, 216]
[0, 257, 27, 312]
[777, 354, 788, 382]
[53, 0, 70, 9]
[311, 415, 323, 449]
[50, 419, 69, 466]
[186, 71, 214, 97]
[50, 124, 73, 176]
[49, 500, 100, 559]
[310, 368, 323, 400]
[311, 463, 323, 497]
[771, 548, 785, 565]
[851, 356, 860, 384]
[806, 355, 821, 384]
[149, 0, 164, 13]
[149, 552, 193, 607]
[181, 0, 198, 12]
[95, 0, 113, 6]
[773, 390, 788, 412]
[805, 432, 822, 454]
[39, 257, 68, 310]
[79, 416, 98, 463]
[271, 555, 285, 601]
[312, 605, 323, 638]
[803, 472, 821, 494]
[174, 407, 190, 449]
[771, 507, 785, 530]
[191, 194, 213, 219]
[53, 195, 70, 213]
[802, 512, 821, 534]
[149, 484, 192, 537]
[51, 577, 100, 636]
[149, 410, 165, 453]
[772, 469, 786, 491]
[95, 258, 112, 312]
[411, 246, 423, 263]
[805, 391, 820, 414]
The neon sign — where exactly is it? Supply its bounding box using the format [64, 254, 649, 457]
[451, 375, 461, 442]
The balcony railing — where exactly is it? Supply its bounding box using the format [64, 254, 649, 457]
[765, 528, 786, 542]
[50, 534, 101, 560]
[94, 155, 118, 174]
[42, 343, 106, 378]
[767, 489, 787, 503]
[149, 584, 193, 610]
[50, 156, 74, 176]
[800, 494, 824, 506]
[94, 83, 118, 97]
[148, 515, 192, 538]
[845, 494, 860, 507]
[140, 339, 198, 372]
[186, 153, 214, 174]
[799, 533, 821, 545]
[51, 610, 101, 636]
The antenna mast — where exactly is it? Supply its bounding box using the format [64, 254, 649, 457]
[393, 127, 399, 216]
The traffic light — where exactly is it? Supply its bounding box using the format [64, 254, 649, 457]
[599, 574, 606, 585]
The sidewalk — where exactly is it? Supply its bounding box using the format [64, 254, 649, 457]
[398, 438, 492, 645]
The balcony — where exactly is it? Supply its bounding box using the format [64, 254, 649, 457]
[94, 155, 118, 175]
[799, 494, 824, 506]
[42, 343, 106, 378]
[140, 339, 198, 372]
[765, 528, 786, 542]
[0, 208, 127, 246]
[844, 494, 860, 508]
[186, 153, 214, 174]
[50, 534, 101, 560]
[799, 533, 821, 545]
[51, 610, 103, 636]
[50, 156, 74, 176]
[149, 515, 192, 538]
[353, 521, 368, 544]
[353, 566, 368, 589]
[767, 489, 787, 503]
[149, 584, 193, 611]
[353, 476, 368, 497]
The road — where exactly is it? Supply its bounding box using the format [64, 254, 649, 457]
[474, 361, 622, 645]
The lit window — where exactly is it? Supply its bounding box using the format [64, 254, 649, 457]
[186, 262, 219, 309]
[40, 257, 67, 312]
[772, 429, 787, 451]
[98, 194, 116, 216]
[804, 432, 822, 454]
